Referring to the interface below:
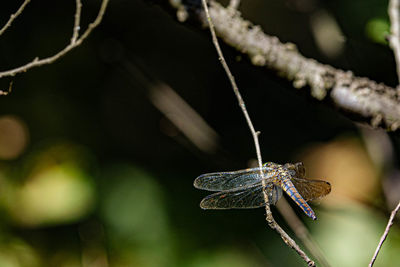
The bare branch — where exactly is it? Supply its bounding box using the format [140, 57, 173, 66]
[0, 0, 31, 37]
[0, 82, 13, 96]
[201, 0, 315, 265]
[369, 2, 400, 265]
[389, 0, 400, 85]
[71, 0, 82, 43]
[265, 207, 316, 266]
[75, 0, 109, 44]
[200, 0, 263, 169]
[369, 201, 400, 266]
[0, 0, 109, 79]
[169, 0, 400, 132]
[277, 199, 330, 267]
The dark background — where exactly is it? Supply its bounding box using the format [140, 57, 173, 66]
[0, 0, 399, 266]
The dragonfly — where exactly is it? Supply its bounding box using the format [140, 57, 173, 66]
[193, 162, 331, 220]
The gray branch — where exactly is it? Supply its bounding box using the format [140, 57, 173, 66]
[388, 0, 400, 85]
[170, 1, 400, 132]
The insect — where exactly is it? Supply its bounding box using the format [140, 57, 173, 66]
[193, 162, 331, 220]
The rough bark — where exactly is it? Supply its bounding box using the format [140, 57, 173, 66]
[169, 0, 400, 132]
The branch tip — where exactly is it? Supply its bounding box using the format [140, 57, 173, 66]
[0, 0, 31, 37]
[0, 0, 109, 80]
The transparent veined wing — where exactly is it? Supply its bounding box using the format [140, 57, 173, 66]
[193, 166, 276, 191]
[291, 177, 331, 202]
[199, 182, 283, 209]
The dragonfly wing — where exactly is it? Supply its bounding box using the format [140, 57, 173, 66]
[291, 177, 331, 202]
[199, 182, 282, 209]
[194, 166, 275, 191]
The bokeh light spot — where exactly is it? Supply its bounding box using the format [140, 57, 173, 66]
[100, 164, 174, 266]
[10, 163, 95, 227]
[299, 137, 378, 204]
[101, 165, 168, 244]
[366, 18, 390, 45]
[0, 115, 29, 160]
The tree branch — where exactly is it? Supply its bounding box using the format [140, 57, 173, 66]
[369, 200, 400, 266]
[277, 198, 330, 267]
[369, 1, 400, 265]
[0, 0, 31, 37]
[168, 0, 400, 132]
[0, 0, 109, 79]
[201, 0, 315, 265]
[71, 0, 83, 43]
[389, 0, 400, 85]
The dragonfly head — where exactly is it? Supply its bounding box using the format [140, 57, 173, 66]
[284, 162, 306, 178]
[294, 162, 306, 178]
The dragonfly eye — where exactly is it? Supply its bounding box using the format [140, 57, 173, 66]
[263, 162, 279, 168]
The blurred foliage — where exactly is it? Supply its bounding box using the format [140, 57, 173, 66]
[0, 0, 399, 266]
[313, 203, 400, 267]
[6, 143, 96, 227]
[365, 18, 390, 44]
[99, 164, 174, 266]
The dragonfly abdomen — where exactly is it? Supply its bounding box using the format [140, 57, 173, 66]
[281, 177, 317, 220]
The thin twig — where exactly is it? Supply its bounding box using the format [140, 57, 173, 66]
[0, 0, 31, 36]
[201, 0, 315, 266]
[369, 201, 400, 266]
[369, 2, 400, 265]
[0, 0, 109, 79]
[389, 0, 400, 85]
[75, 0, 109, 44]
[71, 0, 83, 43]
[277, 199, 330, 267]
[0, 82, 13, 96]
[200, 1, 263, 168]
